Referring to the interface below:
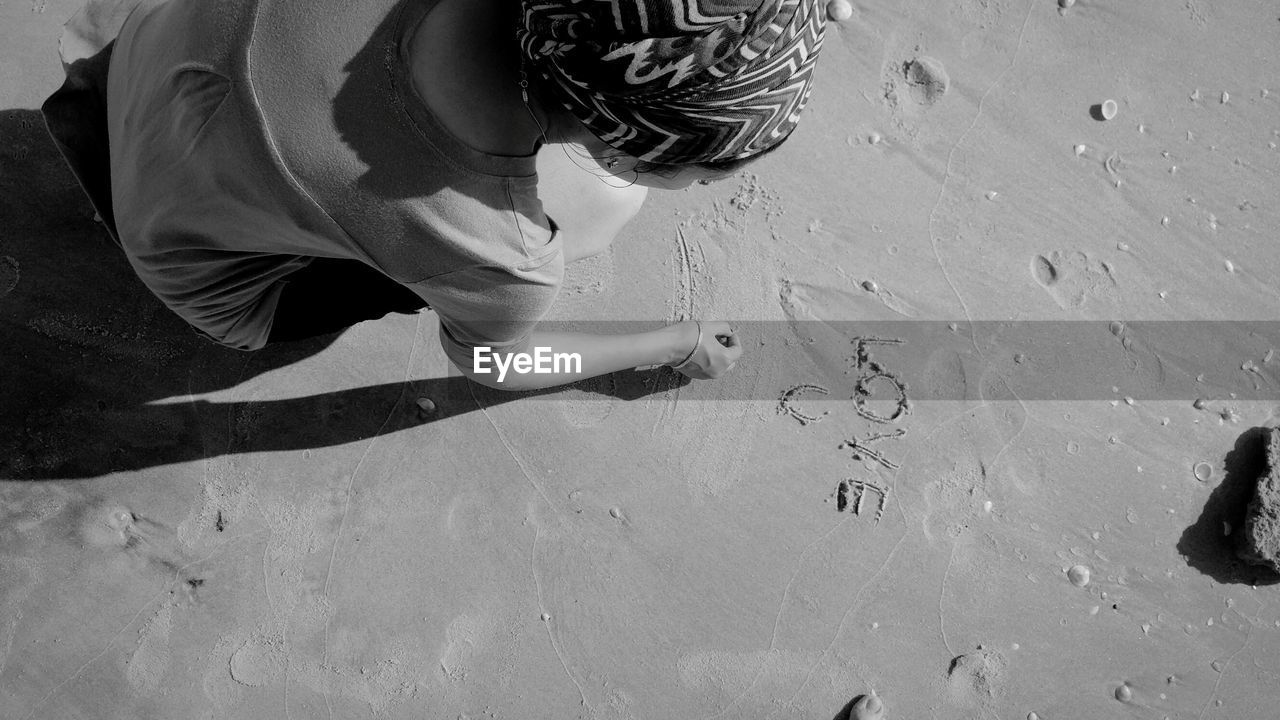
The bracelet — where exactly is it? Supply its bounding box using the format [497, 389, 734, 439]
[671, 320, 702, 370]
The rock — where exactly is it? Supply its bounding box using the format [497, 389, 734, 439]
[1237, 427, 1280, 572]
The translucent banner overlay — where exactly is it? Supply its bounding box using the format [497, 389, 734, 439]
[457, 321, 1280, 401]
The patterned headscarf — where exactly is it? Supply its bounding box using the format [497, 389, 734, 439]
[518, 0, 827, 165]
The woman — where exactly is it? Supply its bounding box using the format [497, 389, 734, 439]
[44, 0, 827, 390]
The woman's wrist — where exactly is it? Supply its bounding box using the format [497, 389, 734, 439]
[670, 321, 702, 369]
[661, 321, 701, 367]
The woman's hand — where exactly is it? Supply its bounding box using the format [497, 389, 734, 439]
[669, 320, 742, 380]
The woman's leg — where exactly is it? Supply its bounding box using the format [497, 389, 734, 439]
[267, 258, 427, 343]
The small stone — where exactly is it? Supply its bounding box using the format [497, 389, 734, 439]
[826, 0, 853, 21]
[1067, 564, 1091, 587]
[861, 279, 879, 293]
[1221, 91, 1230, 104]
[1057, 0, 1073, 7]
[1194, 462, 1214, 482]
[609, 507, 623, 519]
[416, 397, 437, 414]
[1116, 683, 1134, 702]
[1193, 398, 1207, 409]
[868, 131, 882, 145]
[1074, 144, 1087, 156]
[541, 612, 551, 622]
[1236, 427, 1280, 573]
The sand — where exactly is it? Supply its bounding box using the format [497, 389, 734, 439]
[4, 0, 1280, 718]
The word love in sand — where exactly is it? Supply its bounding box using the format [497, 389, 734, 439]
[779, 336, 913, 523]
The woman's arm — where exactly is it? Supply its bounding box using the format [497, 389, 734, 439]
[448, 320, 740, 391]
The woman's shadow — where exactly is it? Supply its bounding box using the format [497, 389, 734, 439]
[0, 108, 675, 480]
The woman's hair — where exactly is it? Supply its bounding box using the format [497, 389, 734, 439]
[519, 1, 826, 166]
[635, 141, 784, 179]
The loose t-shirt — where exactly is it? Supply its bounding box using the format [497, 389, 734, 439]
[106, 0, 563, 362]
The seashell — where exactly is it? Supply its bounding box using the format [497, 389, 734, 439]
[826, 0, 854, 21]
[1074, 144, 1087, 156]
[1067, 564, 1091, 587]
[1101, 99, 1118, 120]
[1058, 0, 1074, 7]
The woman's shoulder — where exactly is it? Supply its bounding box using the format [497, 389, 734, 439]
[406, 0, 541, 159]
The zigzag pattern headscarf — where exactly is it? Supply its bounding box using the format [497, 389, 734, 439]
[518, 0, 827, 165]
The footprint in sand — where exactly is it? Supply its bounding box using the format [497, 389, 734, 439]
[0, 256, 18, 298]
[921, 348, 968, 401]
[1029, 250, 1117, 309]
[77, 501, 204, 589]
[904, 56, 950, 106]
[947, 647, 1008, 706]
[880, 54, 951, 140]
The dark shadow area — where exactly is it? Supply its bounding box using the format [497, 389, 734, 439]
[1176, 425, 1280, 586]
[330, 3, 524, 207]
[829, 693, 872, 720]
[0, 108, 682, 480]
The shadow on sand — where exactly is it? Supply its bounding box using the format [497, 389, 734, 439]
[1176, 425, 1280, 586]
[0, 108, 679, 480]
